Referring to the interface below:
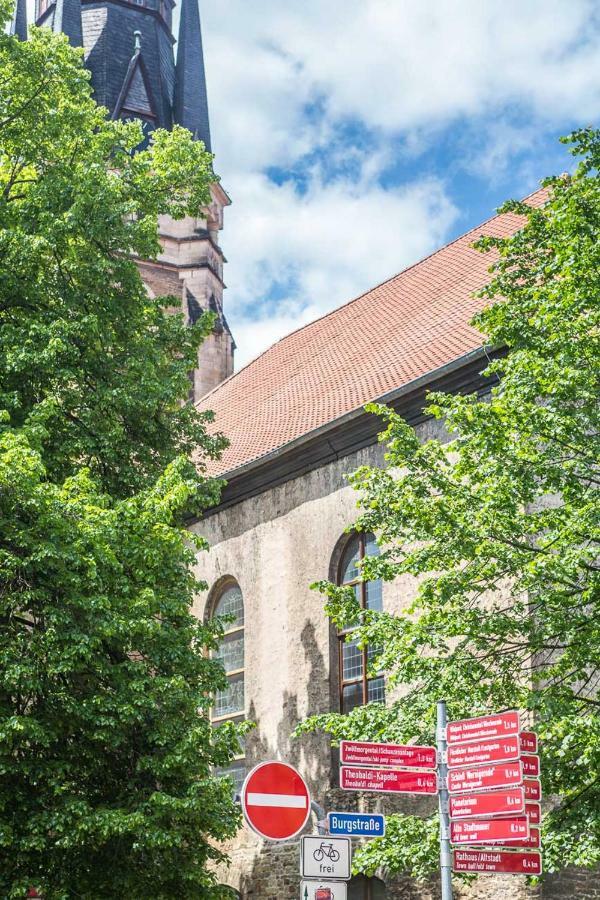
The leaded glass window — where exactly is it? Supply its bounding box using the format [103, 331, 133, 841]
[211, 582, 246, 793]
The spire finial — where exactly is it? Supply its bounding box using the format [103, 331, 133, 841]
[53, 0, 83, 46]
[10, 0, 28, 41]
[173, 0, 212, 151]
[134, 30, 142, 53]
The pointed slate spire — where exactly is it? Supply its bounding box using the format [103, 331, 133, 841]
[10, 0, 27, 41]
[53, 0, 83, 47]
[173, 0, 212, 151]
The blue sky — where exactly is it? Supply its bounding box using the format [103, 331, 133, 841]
[197, 1, 600, 366]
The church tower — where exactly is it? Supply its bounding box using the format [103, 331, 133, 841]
[33, 0, 235, 400]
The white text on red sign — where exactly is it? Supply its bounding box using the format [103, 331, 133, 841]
[447, 711, 520, 745]
[448, 761, 523, 795]
[447, 735, 520, 769]
[453, 849, 542, 876]
[340, 766, 437, 795]
[524, 778, 542, 801]
[449, 787, 525, 820]
[450, 816, 529, 845]
[340, 740, 436, 770]
[521, 754, 540, 777]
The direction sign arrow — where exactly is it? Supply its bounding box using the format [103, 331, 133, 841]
[340, 740, 436, 770]
[447, 735, 520, 769]
[453, 849, 542, 876]
[521, 754, 540, 777]
[524, 778, 542, 801]
[448, 761, 523, 795]
[327, 812, 385, 839]
[447, 711, 520, 745]
[241, 761, 311, 842]
[450, 816, 529, 846]
[520, 731, 538, 753]
[340, 766, 437, 795]
[449, 787, 525, 820]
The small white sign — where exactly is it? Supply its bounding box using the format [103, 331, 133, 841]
[301, 881, 348, 900]
[300, 836, 351, 880]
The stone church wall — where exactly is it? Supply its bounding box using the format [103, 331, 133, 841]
[191, 418, 599, 899]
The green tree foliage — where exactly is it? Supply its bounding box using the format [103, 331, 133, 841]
[0, 16, 241, 898]
[300, 130, 600, 880]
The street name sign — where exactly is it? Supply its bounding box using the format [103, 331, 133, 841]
[449, 787, 525, 820]
[447, 711, 520, 745]
[340, 740, 436, 770]
[453, 849, 542, 876]
[301, 882, 347, 900]
[301, 835, 351, 880]
[447, 734, 520, 769]
[327, 812, 385, 839]
[241, 761, 311, 842]
[521, 754, 540, 777]
[448, 761, 523, 795]
[450, 816, 529, 846]
[520, 731, 538, 753]
[340, 766, 437, 795]
[524, 778, 542, 801]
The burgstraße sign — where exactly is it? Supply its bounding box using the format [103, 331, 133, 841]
[340, 740, 436, 769]
[453, 849, 542, 876]
[447, 711, 520, 745]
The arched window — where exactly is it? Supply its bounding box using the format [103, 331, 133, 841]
[337, 533, 385, 713]
[210, 581, 246, 793]
[348, 875, 386, 899]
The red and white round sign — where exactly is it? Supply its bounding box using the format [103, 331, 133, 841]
[241, 760, 311, 841]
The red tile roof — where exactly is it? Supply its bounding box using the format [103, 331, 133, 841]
[197, 190, 545, 476]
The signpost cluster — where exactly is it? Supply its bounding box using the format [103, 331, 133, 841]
[240, 708, 542, 899]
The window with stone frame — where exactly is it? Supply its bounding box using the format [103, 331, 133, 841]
[348, 875, 386, 899]
[210, 581, 246, 794]
[337, 533, 385, 713]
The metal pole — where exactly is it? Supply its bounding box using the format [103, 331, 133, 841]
[437, 700, 453, 900]
[311, 799, 328, 835]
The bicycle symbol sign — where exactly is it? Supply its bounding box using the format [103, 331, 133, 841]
[300, 835, 351, 881]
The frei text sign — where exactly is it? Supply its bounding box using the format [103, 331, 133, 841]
[340, 766, 437, 795]
[241, 761, 310, 842]
[340, 740, 436, 769]
[450, 816, 529, 846]
[300, 835, 351, 881]
[447, 711, 520, 745]
[449, 787, 525, 820]
[453, 849, 542, 876]
[301, 881, 347, 900]
[447, 734, 520, 769]
[327, 812, 385, 839]
[448, 761, 523, 795]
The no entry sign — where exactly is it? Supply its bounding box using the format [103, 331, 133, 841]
[448, 761, 523, 795]
[340, 766, 437, 795]
[447, 734, 520, 769]
[453, 849, 542, 876]
[340, 740, 436, 770]
[447, 711, 520, 745]
[450, 816, 529, 846]
[241, 761, 311, 841]
[449, 787, 525, 820]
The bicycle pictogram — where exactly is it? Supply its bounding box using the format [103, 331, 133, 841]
[313, 841, 340, 863]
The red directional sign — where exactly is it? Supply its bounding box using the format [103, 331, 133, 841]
[340, 766, 437, 795]
[450, 816, 529, 846]
[447, 735, 520, 769]
[340, 740, 436, 770]
[447, 711, 520, 745]
[449, 787, 525, 820]
[453, 849, 542, 876]
[524, 802, 541, 826]
[492, 827, 541, 850]
[524, 779, 542, 801]
[521, 754, 540, 777]
[448, 761, 523, 795]
[520, 731, 538, 753]
[241, 761, 311, 841]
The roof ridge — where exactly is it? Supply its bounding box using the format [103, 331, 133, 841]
[195, 185, 545, 408]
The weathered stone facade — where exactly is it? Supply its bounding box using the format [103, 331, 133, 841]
[192, 418, 600, 900]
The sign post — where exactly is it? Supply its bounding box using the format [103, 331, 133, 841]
[437, 701, 453, 900]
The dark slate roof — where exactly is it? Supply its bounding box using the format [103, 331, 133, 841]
[173, 0, 211, 150]
[10, 0, 27, 40]
[53, 0, 83, 46]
